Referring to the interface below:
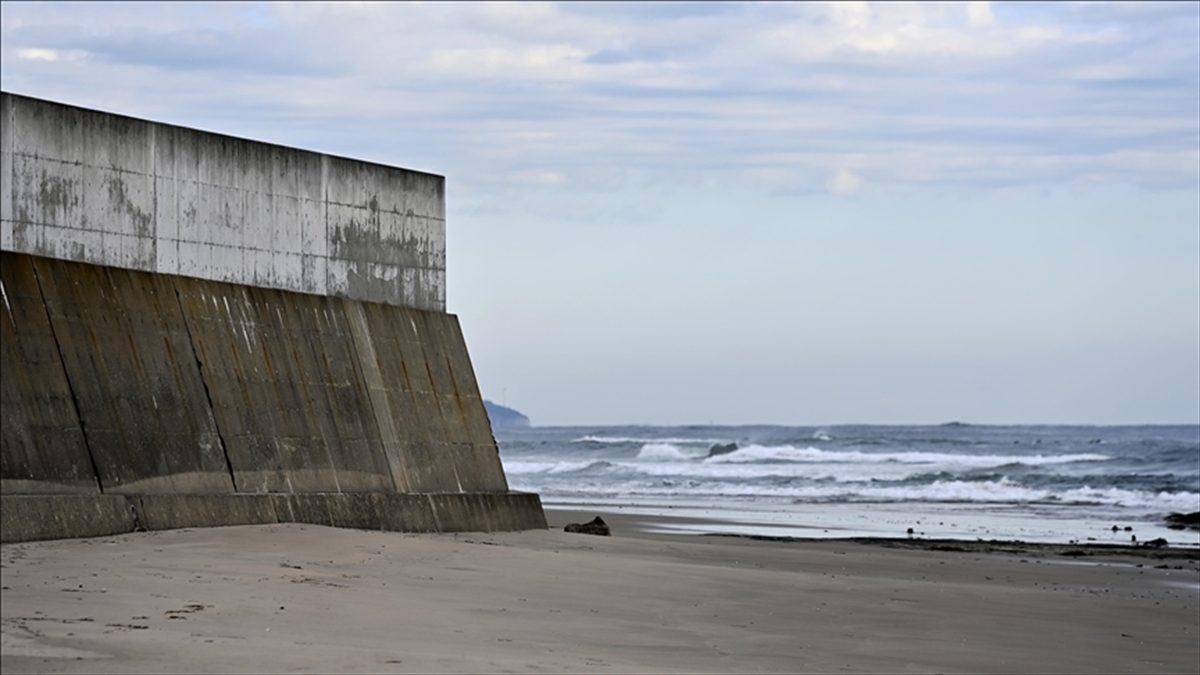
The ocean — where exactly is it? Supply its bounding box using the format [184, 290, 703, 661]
[496, 424, 1200, 546]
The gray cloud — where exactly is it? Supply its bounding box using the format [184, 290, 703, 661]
[4, 1, 1195, 425]
[2, 1, 1196, 199]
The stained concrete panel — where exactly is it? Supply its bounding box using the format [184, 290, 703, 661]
[31, 256, 233, 494]
[427, 492, 547, 532]
[418, 311, 508, 493]
[1, 491, 547, 542]
[349, 301, 508, 494]
[175, 280, 328, 494]
[2, 93, 14, 244]
[0, 253, 96, 494]
[281, 290, 395, 493]
[272, 493, 441, 533]
[2, 252, 512, 502]
[1, 92, 445, 311]
[174, 278, 395, 494]
[355, 300, 458, 492]
[134, 494, 279, 531]
[0, 494, 136, 542]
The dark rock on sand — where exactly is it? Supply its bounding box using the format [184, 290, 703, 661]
[707, 443, 738, 458]
[1142, 537, 1169, 548]
[564, 517, 610, 536]
[1164, 512, 1200, 531]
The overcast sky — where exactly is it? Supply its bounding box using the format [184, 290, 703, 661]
[3, 1, 1197, 425]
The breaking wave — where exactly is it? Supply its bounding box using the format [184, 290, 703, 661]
[703, 444, 1109, 467]
[635, 443, 707, 461]
[573, 435, 731, 445]
[527, 478, 1199, 511]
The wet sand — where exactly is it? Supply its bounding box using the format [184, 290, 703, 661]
[2, 510, 1198, 674]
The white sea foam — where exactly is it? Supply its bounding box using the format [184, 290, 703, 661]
[1055, 487, 1200, 511]
[705, 444, 1110, 467]
[635, 443, 709, 461]
[505, 425, 1199, 545]
[512, 475, 1200, 511]
[573, 435, 731, 445]
[610, 460, 843, 481]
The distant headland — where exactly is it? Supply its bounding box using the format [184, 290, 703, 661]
[485, 400, 531, 428]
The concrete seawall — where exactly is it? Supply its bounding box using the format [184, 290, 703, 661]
[1, 251, 544, 541]
[1, 93, 545, 542]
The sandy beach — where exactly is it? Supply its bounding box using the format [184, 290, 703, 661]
[2, 510, 1198, 674]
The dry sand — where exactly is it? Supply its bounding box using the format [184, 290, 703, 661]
[2, 509, 1198, 674]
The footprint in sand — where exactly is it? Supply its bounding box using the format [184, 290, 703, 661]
[164, 604, 211, 620]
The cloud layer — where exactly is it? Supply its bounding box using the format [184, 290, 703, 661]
[3, 1, 1197, 202]
[3, 2, 1198, 424]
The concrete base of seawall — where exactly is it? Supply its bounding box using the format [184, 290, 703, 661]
[0, 492, 547, 543]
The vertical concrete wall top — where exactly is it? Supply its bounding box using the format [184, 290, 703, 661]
[0, 92, 446, 311]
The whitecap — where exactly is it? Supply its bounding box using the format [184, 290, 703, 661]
[573, 435, 732, 445]
[635, 443, 707, 461]
[704, 444, 1110, 468]
[511, 476, 1199, 511]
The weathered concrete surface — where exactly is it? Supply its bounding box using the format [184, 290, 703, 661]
[30, 255, 234, 495]
[0, 494, 134, 542]
[0, 254, 96, 494]
[1, 251, 538, 541]
[176, 280, 395, 494]
[351, 301, 509, 494]
[1, 92, 446, 311]
[427, 492, 549, 532]
[1, 93, 544, 541]
[1, 492, 547, 542]
[1, 251, 509, 498]
[133, 494, 279, 532]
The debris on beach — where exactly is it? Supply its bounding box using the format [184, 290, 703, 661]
[564, 517, 611, 536]
[1163, 512, 1200, 531]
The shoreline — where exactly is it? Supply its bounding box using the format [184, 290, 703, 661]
[3, 519, 1198, 673]
[709, 533, 1200, 560]
[544, 506, 1200, 561]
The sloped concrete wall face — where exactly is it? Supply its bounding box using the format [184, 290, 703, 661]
[1, 252, 507, 498]
[0, 92, 446, 311]
[0, 255, 97, 495]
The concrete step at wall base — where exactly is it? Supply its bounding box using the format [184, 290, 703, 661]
[1, 492, 548, 543]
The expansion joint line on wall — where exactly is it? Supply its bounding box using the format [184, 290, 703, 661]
[29, 262, 104, 494]
[172, 283, 240, 493]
